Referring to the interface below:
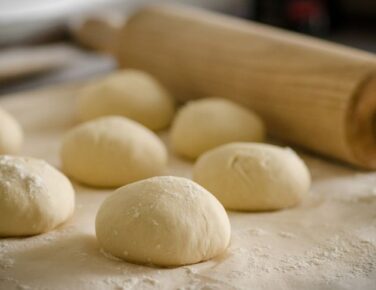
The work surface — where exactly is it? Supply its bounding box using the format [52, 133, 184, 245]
[0, 85, 375, 290]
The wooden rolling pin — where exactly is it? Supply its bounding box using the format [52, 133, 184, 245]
[73, 5, 376, 169]
[115, 5, 376, 169]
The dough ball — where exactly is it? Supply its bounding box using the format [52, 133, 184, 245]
[0, 155, 75, 237]
[193, 143, 311, 211]
[61, 116, 167, 187]
[77, 70, 175, 130]
[95, 176, 231, 266]
[170, 98, 265, 159]
[0, 107, 23, 154]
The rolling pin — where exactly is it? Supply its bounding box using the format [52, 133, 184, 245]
[74, 5, 376, 169]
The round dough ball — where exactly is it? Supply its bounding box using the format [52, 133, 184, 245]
[0, 107, 23, 154]
[77, 70, 175, 130]
[61, 116, 167, 187]
[95, 176, 231, 266]
[170, 98, 265, 159]
[193, 143, 311, 211]
[0, 155, 75, 237]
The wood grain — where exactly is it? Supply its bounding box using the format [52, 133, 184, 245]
[69, 15, 124, 56]
[119, 5, 376, 169]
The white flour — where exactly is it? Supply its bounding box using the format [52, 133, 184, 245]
[0, 155, 45, 199]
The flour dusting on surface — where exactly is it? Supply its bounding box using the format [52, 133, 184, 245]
[1, 95, 376, 290]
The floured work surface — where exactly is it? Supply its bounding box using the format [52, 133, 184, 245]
[0, 85, 375, 290]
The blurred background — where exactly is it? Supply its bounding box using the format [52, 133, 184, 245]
[0, 0, 375, 94]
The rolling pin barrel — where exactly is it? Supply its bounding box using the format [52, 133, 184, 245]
[119, 5, 376, 169]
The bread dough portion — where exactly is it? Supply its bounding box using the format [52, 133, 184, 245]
[170, 98, 265, 159]
[77, 70, 175, 130]
[0, 106, 23, 154]
[61, 116, 167, 187]
[0, 155, 75, 237]
[193, 143, 311, 211]
[95, 176, 231, 267]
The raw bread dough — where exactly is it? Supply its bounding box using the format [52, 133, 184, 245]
[0, 106, 23, 154]
[2, 89, 376, 289]
[193, 143, 311, 211]
[61, 116, 167, 187]
[0, 155, 75, 237]
[95, 176, 231, 267]
[170, 98, 265, 159]
[77, 69, 175, 130]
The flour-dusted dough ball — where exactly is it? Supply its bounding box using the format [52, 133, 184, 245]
[96, 176, 231, 266]
[0, 107, 23, 154]
[61, 116, 167, 187]
[193, 143, 311, 211]
[171, 98, 265, 159]
[77, 70, 175, 130]
[0, 156, 75, 237]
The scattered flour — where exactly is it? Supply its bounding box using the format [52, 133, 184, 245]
[278, 232, 296, 239]
[0, 277, 31, 290]
[247, 228, 268, 236]
[184, 267, 198, 275]
[0, 256, 14, 269]
[100, 248, 122, 262]
[0, 242, 14, 269]
[101, 275, 159, 290]
[0, 156, 46, 199]
[275, 235, 376, 280]
[103, 276, 139, 290]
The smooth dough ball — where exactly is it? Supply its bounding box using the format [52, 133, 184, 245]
[77, 70, 175, 130]
[95, 176, 231, 266]
[0, 155, 75, 237]
[193, 143, 311, 211]
[61, 116, 167, 187]
[0, 107, 23, 154]
[170, 98, 265, 159]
